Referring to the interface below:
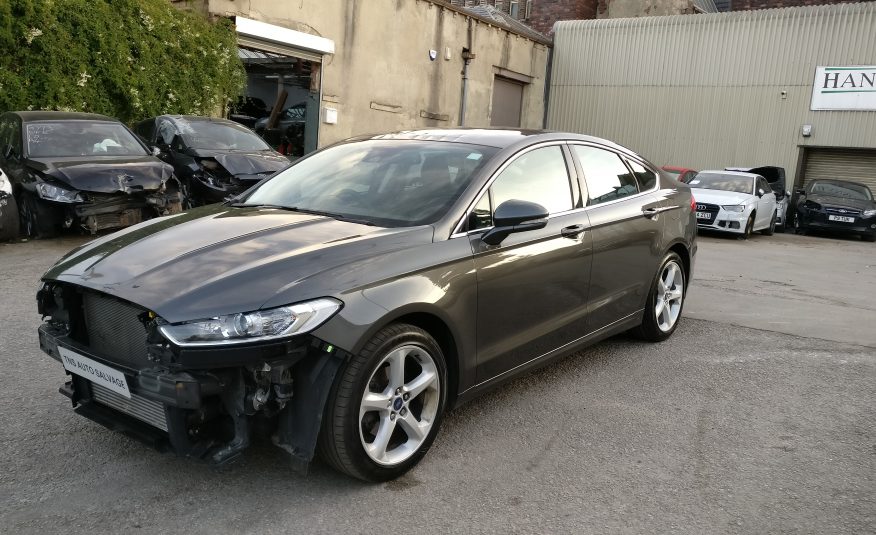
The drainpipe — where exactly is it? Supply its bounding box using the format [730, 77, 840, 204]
[459, 18, 476, 126]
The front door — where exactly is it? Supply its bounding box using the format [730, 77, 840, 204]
[468, 144, 593, 382]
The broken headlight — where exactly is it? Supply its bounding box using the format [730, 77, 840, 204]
[158, 298, 341, 347]
[36, 182, 83, 203]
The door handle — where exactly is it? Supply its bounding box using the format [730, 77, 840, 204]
[561, 224, 587, 239]
[642, 206, 676, 218]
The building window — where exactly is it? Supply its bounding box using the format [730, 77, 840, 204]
[524, 0, 531, 19]
[509, 0, 519, 18]
[495, 0, 504, 11]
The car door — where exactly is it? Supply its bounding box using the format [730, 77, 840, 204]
[755, 176, 776, 227]
[0, 115, 27, 191]
[569, 144, 666, 334]
[467, 143, 593, 382]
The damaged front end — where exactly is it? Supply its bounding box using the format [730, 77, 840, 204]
[37, 282, 347, 471]
[74, 178, 183, 233]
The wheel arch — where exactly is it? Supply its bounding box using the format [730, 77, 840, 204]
[666, 241, 691, 289]
[349, 306, 463, 408]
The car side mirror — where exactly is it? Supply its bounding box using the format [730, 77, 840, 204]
[481, 200, 548, 246]
[756, 189, 765, 198]
[151, 146, 162, 157]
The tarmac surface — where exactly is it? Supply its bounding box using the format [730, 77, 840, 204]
[1, 231, 873, 534]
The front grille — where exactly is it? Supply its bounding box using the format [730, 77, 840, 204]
[825, 207, 861, 216]
[83, 292, 151, 369]
[91, 382, 168, 431]
[695, 202, 720, 225]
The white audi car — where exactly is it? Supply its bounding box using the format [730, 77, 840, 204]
[689, 170, 777, 238]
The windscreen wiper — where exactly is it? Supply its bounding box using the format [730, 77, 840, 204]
[229, 203, 375, 226]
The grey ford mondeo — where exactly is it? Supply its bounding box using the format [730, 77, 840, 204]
[37, 129, 696, 481]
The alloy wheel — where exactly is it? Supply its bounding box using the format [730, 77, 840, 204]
[359, 344, 440, 466]
[655, 261, 684, 332]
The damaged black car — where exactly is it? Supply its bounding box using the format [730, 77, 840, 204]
[134, 115, 290, 206]
[36, 129, 696, 481]
[0, 111, 183, 238]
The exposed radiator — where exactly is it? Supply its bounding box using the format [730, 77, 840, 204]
[82, 292, 151, 369]
[91, 382, 168, 432]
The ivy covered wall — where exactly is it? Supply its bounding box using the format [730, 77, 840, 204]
[0, 0, 245, 123]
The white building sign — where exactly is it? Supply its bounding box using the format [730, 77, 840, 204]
[811, 66, 876, 111]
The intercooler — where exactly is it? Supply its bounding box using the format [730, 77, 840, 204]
[82, 292, 152, 369]
[90, 382, 168, 432]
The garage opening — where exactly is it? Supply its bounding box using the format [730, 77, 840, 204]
[490, 76, 525, 127]
[229, 17, 334, 159]
[801, 148, 876, 194]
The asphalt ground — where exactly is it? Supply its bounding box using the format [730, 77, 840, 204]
[0, 231, 873, 534]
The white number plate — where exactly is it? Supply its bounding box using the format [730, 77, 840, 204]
[828, 215, 854, 223]
[59, 347, 131, 399]
[696, 211, 711, 219]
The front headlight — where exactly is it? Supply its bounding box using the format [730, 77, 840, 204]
[36, 182, 83, 203]
[863, 209, 876, 217]
[158, 298, 341, 347]
[721, 205, 746, 213]
[0, 171, 11, 195]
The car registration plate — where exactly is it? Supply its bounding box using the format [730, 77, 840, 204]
[696, 211, 711, 220]
[828, 215, 854, 223]
[59, 347, 131, 398]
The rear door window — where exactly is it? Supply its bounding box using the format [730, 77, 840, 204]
[572, 145, 639, 205]
[625, 158, 657, 191]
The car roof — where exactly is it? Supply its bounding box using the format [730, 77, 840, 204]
[154, 115, 243, 127]
[662, 166, 696, 172]
[698, 170, 759, 179]
[7, 111, 119, 123]
[346, 128, 633, 151]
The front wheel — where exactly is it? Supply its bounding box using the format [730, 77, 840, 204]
[0, 194, 20, 241]
[18, 191, 60, 239]
[632, 252, 686, 342]
[739, 213, 755, 240]
[319, 324, 447, 481]
[761, 210, 776, 236]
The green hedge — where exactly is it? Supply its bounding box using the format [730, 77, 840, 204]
[0, 0, 245, 123]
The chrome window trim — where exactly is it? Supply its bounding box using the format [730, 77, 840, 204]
[450, 140, 664, 239]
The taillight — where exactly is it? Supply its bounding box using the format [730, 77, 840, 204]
[690, 195, 696, 211]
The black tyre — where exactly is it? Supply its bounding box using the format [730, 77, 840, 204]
[863, 233, 876, 243]
[0, 194, 20, 241]
[761, 210, 776, 236]
[739, 213, 755, 240]
[18, 191, 60, 239]
[633, 252, 686, 342]
[319, 323, 448, 482]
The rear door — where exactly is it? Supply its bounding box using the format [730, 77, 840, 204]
[570, 143, 665, 333]
[468, 143, 593, 382]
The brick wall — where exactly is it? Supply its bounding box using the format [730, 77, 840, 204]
[527, 0, 598, 35]
[730, 0, 860, 9]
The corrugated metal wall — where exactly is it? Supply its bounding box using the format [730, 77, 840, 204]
[547, 3, 876, 187]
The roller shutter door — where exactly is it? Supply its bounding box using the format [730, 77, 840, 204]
[803, 148, 876, 194]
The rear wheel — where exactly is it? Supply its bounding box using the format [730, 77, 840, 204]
[633, 252, 685, 342]
[18, 191, 60, 239]
[319, 324, 447, 481]
[761, 210, 776, 236]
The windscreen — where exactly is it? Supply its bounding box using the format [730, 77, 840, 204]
[240, 140, 498, 227]
[688, 173, 754, 194]
[809, 180, 873, 201]
[181, 121, 271, 151]
[26, 121, 147, 158]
